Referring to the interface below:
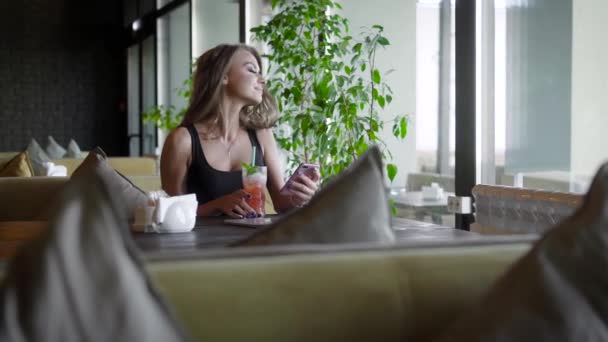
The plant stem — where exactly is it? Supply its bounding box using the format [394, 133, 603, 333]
[368, 35, 377, 123]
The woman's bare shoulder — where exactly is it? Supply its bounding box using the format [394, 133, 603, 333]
[166, 126, 191, 148]
[167, 126, 191, 139]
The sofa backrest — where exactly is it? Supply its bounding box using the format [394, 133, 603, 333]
[0, 174, 279, 221]
[0, 152, 157, 176]
[147, 239, 532, 341]
[0, 152, 19, 160]
[0, 177, 68, 221]
[54, 156, 157, 176]
[0, 175, 163, 221]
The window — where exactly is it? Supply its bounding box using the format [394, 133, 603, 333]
[478, 0, 608, 194]
[156, 2, 191, 151]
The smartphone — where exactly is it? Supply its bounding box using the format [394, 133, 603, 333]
[280, 163, 320, 195]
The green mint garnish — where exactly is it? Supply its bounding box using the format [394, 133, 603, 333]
[241, 162, 258, 175]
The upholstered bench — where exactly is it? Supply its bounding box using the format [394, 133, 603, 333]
[0, 151, 157, 176]
[54, 156, 157, 176]
[0, 238, 533, 341]
[0, 176, 161, 222]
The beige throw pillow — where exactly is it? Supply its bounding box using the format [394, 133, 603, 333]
[234, 145, 395, 246]
[435, 162, 608, 342]
[0, 170, 189, 341]
[72, 147, 148, 222]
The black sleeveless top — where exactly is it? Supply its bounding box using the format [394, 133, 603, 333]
[185, 124, 265, 205]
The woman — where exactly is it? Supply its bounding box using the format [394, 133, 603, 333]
[161, 44, 319, 218]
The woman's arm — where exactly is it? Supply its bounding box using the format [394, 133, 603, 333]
[160, 127, 191, 196]
[257, 129, 319, 213]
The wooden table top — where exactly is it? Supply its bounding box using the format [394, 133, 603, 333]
[131, 216, 478, 255]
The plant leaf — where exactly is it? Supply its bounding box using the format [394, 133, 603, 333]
[241, 162, 258, 175]
[372, 69, 381, 84]
[399, 117, 408, 139]
[387, 163, 397, 182]
[377, 95, 385, 108]
[389, 199, 398, 216]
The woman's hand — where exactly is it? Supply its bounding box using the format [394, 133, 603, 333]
[287, 170, 321, 207]
[213, 190, 256, 218]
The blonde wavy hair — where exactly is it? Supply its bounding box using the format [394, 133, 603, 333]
[180, 44, 278, 132]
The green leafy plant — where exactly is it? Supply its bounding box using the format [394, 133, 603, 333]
[251, 0, 408, 183]
[142, 77, 192, 131]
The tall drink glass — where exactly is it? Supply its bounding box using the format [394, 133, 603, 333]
[242, 166, 267, 217]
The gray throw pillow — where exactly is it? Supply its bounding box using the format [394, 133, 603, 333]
[435, 162, 608, 342]
[26, 138, 51, 176]
[65, 138, 83, 158]
[0, 169, 189, 341]
[234, 145, 395, 246]
[46, 135, 67, 159]
[71, 147, 148, 222]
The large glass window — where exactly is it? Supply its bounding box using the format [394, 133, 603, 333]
[125, 0, 159, 156]
[127, 45, 141, 156]
[157, 2, 191, 150]
[142, 36, 157, 155]
[192, 0, 240, 58]
[416, 0, 456, 178]
[338, 0, 456, 225]
[244, 0, 457, 225]
[478, 0, 607, 194]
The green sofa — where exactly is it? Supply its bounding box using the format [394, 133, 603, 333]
[0, 237, 535, 341]
[145, 240, 532, 341]
[0, 166, 538, 340]
[0, 173, 537, 340]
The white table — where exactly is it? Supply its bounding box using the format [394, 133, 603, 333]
[390, 191, 453, 224]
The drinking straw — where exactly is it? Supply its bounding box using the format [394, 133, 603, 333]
[251, 146, 257, 165]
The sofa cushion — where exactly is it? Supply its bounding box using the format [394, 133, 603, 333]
[26, 138, 51, 176]
[235, 145, 394, 246]
[0, 152, 33, 177]
[0, 177, 68, 221]
[435, 161, 608, 341]
[149, 239, 533, 342]
[0, 221, 48, 260]
[65, 138, 83, 158]
[0, 169, 189, 341]
[45, 136, 67, 159]
[72, 147, 148, 221]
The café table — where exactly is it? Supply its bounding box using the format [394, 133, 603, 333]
[390, 191, 454, 224]
[131, 216, 478, 256]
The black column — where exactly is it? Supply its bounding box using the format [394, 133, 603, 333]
[455, 0, 476, 230]
[239, 0, 246, 43]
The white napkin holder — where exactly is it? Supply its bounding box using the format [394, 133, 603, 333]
[133, 192, 198, 233]
[42, 161, 68, 177]
[422, 182, 445, 200]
